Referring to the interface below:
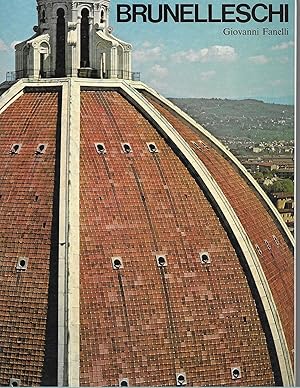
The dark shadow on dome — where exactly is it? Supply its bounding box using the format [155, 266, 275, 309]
[240, 257, 283, 385]
[41, 89, 62, 386]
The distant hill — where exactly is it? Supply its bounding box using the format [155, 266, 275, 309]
[250, 96, 294, 105]
[169, 98, 294, 141]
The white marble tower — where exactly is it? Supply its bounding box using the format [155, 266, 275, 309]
[15, 0, 132, 79]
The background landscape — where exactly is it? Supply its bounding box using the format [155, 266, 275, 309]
[172, 97, 294, 233]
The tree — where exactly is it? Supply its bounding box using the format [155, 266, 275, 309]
[253, 172, 264, 183]
[269, 179, 294, 194]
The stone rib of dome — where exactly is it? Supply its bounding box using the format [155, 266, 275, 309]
[141, 90, 294, 359]
[80, 90, 278, 386]
[0, 91, 60, 386]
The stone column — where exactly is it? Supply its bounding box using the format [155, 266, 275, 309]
[67, 22, 78, 77]
[110, 44, 118, 78]
[31, 43, 40, 79]
[76, 15, 81, 72]
[124, 48, 132, 79]
[48, 3, 57, 76]
[88, 16, 94, 70]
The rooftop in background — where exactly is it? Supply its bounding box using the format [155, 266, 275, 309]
[272, 192, 294, 199]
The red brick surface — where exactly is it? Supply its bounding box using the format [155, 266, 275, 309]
[80, 91, 276, 386]
[143, 92, 294, 362]
[0, 92, 59, 386]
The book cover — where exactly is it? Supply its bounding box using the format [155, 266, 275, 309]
[0, 0, 295, 386]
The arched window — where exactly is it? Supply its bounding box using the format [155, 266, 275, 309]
[100, 10, 105, 23]
[41, 10, 46, 23]
[56, 8, 66, 77]
[40, 42, 49, 78]
[23, 46, 29, 77]
[81, 8, 90, 67]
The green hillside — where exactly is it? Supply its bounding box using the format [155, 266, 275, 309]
[170, 98, 294, 141]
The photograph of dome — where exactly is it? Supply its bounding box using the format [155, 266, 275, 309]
[0, 0, 295, 386]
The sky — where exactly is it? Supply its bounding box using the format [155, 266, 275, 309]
[0, 0, 295, 102]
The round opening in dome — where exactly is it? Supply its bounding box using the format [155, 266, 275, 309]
[149, 143, 157, 152]
[97, 144, 105, 153]
[158, 256, 166, 266]
[232, 369, 240, 378]
[177, 374, 185, 385]
[113, 259, 122, 269]
[11, 144, 20, 154]
[201, 254, 209, 263]
[123, 144, 132, 153]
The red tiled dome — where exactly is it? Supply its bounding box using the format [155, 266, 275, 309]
[0, 91, 60, 385]
[0, 83, 294, 387]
